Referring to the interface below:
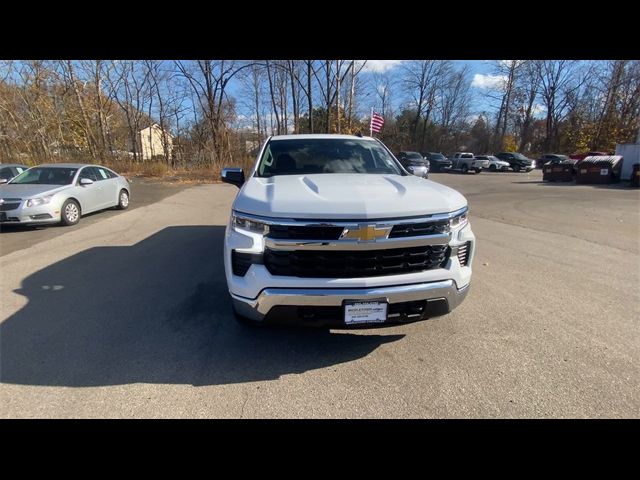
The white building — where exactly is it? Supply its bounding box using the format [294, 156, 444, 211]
[134, 124, 173, 160]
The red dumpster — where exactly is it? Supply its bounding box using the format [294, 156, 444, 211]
[542, 161, 576, 182]
[575, 156, 623, 184]
[631, 164, 640, 188]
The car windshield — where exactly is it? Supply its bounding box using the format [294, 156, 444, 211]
[9, 167, 78, 185]
[256, 138, 404, 177]
[405, 152, 423, 160]
[428, 153, 446, 160]
[512, 153, 529, 160]
[488, 156, 499, 161]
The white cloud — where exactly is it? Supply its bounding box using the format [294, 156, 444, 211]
[359, 60, 405, 73]
[498, 60, 524, 68]
[532, 103, 545, 114]
[471, 73, 507, 90]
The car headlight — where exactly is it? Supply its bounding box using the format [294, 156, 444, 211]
[232, 212, 270, 235]
[26, 195, 53, 207]
[449, 208, 469, 230]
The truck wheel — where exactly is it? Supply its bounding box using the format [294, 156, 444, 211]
[461, 164, 469, 174]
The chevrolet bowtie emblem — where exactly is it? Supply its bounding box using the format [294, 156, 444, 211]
[341, 224, 392, 242]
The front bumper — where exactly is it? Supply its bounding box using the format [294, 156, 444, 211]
[232, 280, 470, 325]
[0, 203, 61, 224]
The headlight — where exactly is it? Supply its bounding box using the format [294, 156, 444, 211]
[26, 195, 53, 207]
[449, 208, 469, 230]
[232, 212, 269, 235]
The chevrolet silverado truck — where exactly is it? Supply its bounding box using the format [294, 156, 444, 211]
[449, 152, 489, 174]
[221, 134, 475, 327]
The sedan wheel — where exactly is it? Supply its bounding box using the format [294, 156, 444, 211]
[117, 189, 130, 210]
[61, 199, 81, 226]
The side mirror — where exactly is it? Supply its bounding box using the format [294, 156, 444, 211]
[0, 178, 8, 184]
[221, 168, 245, 188]
[80, 178, 94, 186]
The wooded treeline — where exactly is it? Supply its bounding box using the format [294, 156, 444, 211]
[0, 60, 637, 170]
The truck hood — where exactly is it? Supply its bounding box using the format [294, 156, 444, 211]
[0, 184, 69, 199]
[233, 174, 467, 220]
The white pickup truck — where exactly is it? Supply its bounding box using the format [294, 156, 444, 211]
[449, 152, 489, 174]
[221, 134, 475, 327]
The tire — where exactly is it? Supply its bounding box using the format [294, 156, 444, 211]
[60, 199, 81, 226]
[117, 189, 130, 210]
[475, 168, 482, 174]
[513, 164, 521, 172]
[489, 164, 497, 172]
[461, 164, 469, 174]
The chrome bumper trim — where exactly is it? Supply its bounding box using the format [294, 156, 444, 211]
[264, 232, 452, 251]
[232, 206, 468, 226]
[231, 280, 470, 322]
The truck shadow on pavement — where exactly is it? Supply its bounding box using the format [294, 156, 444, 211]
[1, 226, 403, 387]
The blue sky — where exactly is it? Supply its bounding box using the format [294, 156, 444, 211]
[357, 59, 499, 114]
[227, 60, 505, 127]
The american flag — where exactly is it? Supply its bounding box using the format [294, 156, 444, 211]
[370, 111, 385, 133]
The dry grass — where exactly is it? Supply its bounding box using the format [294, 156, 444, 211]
[5, 156, 255, 184]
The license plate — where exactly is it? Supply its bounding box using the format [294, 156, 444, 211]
[343, 299, 388, 325]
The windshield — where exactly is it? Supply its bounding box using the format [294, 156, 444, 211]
[9, 167, 78, 185]
[405, 152, 423, 160]
[513, 153, 529, 160]
[256, 138, 404, 177]
[427, 152, 446, 160]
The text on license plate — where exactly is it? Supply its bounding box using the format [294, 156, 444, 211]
[344, 300, 388, 325]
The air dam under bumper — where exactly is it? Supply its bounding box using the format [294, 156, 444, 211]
[231, 280, 469, 325]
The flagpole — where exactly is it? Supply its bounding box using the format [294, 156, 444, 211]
[370, 107, 373, 137]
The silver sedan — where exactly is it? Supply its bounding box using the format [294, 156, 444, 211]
[0, 163, 130, 226]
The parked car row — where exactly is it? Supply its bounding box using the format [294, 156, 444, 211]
[394, 151, 539, 176]
[0, 163, 130, 227]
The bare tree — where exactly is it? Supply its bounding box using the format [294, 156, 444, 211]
[537, 60, 584, 151]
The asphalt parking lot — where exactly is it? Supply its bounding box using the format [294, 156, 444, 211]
[1, 169, 639, 418]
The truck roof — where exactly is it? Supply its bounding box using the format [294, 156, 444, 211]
[270, 134, 375, 141]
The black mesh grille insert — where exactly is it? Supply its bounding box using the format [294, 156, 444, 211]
[231, 250, 263, 277]
[389, 221, 449, 238]
[0, 203, 21, 211]
[264, 245, 450, 278]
